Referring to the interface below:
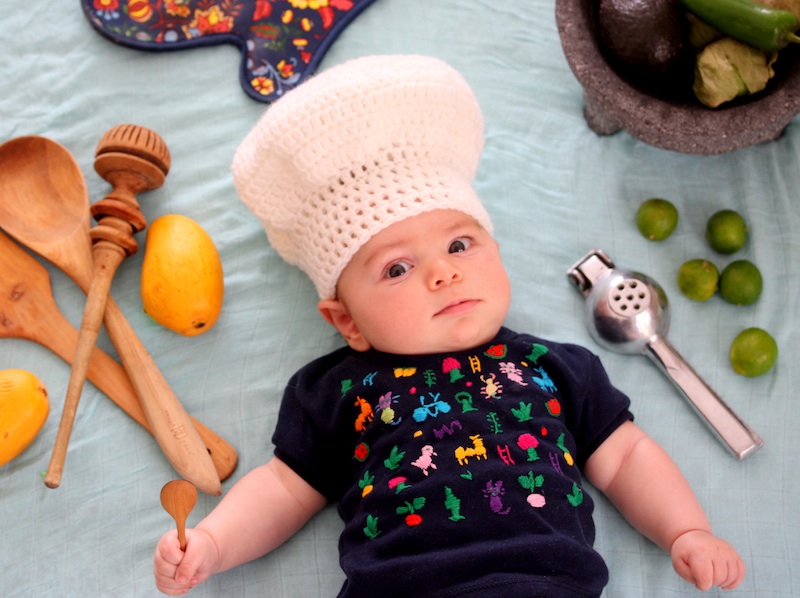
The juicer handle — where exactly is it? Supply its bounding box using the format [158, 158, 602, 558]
[645, 336, 763, 460]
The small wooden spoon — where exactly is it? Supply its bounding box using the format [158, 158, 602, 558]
[0, 229, 238, 481]
[161, 480, 198, 551]
[0, 136, 220, 494]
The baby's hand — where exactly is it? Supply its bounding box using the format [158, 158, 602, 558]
[670, 529, 745, 591]
[153, 528, 220, 595]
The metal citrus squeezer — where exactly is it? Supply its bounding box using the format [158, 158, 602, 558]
[567, 249, 763, 460]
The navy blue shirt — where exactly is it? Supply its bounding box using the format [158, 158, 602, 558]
[273, 328, 633, 597]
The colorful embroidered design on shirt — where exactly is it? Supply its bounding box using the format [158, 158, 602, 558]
[341, 338, 590, 539]
[397, 497, 426, 527]
[483, 480, 511, 515]
[455, 435, 488, 466]
[411, 445, 438, 476]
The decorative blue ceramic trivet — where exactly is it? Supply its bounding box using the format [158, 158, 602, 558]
[81, 0, 379, 102]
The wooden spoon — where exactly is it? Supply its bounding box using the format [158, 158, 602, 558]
[160, 480, 198, 551]
[0, 136, 220, 495]
[0, 228, 238, 481]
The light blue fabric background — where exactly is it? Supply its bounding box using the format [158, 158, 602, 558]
[1, 1, 798, 596]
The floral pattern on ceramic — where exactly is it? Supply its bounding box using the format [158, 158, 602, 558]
[81, 0, 378, 102]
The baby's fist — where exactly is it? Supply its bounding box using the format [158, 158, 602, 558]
[671, 530, 745, 591]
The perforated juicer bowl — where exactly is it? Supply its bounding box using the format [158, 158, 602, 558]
[584, 270, 670, 356]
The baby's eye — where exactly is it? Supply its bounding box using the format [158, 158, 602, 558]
[386, 261, 411, 278]
[449, 238, 472, 253]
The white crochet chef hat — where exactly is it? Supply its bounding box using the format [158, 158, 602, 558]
[232, 54, 492, 299]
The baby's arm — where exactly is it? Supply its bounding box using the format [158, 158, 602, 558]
[153, 456, 327, 595]
[584, 421, 745, 591]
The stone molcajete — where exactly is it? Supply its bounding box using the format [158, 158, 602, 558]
[556, 0, 800, 154]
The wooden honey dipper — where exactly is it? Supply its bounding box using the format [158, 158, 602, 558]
[45, 126, 201, 489]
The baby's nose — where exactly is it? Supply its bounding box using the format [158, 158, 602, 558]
[428, 259, 463, 288]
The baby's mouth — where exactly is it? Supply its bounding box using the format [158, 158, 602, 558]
[435, 299, 479, 317]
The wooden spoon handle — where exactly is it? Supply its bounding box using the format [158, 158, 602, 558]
[0, 226, 237, 483]
[44, 244, 126, 489]
[2, 251, 239, 481]
[101, 296, 222, 495]
[49, 321, 238, 481]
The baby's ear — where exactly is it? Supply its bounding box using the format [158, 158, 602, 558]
[317, 299, 372, 352]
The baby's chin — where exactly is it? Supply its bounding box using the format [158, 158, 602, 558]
[372, 324, 502, 356]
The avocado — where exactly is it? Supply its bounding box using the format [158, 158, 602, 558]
[598, 0, 690, 91]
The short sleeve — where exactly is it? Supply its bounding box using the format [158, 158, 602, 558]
[544, 342, 634, 468]
[272, 349, 358, 502]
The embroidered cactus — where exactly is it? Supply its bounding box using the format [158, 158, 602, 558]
[444, 486, 465, 522]
[511, 401, 534, 422]
[423, 369, 437, 387]
[363, 515, 381, 539]
[567, 482, 584, 507]
[383, 445, 405, 470]
[486, 411, 503, 434]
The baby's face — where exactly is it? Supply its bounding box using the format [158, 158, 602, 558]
[326, 209, 511, 355]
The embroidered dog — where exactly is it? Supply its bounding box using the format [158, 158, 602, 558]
[455, 434, 487, 465]
[411, 445, 438, 476]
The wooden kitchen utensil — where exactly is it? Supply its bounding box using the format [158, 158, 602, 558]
[0, 229, 238, 481]
[0, 135, 221, 495]
[45, 125, 170, 489]
[160, 480, 198, 551]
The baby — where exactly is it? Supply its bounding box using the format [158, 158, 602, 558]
[154, 55, 745, 597]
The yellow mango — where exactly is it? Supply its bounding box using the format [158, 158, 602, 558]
[141, 214, 224, 336]
[0, 369, 49, 467]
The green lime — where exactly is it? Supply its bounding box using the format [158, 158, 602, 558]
[719, 260, 762, 305]
[729, 327, 778, 377]
[706, 209, 748, 254]
[636, 198, 679, 241]
[676, 259, 719, 302]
